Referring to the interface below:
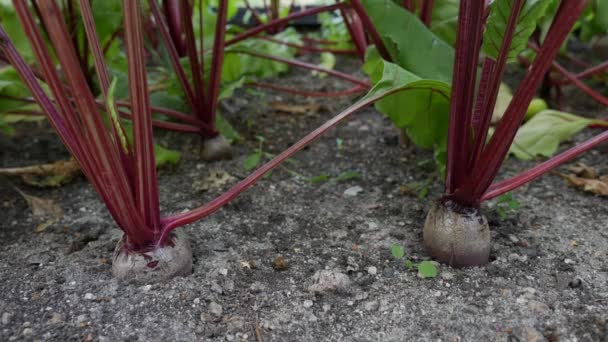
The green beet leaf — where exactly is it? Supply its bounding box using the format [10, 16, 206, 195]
[391, 244, 405, 259]
[430, 0, 459, 46]
[509, 110, 592, 160]
[482, 0, 553, 63]
[417, 261, 438, 278]
[361, 0, 454, 83]
[362, 47, 451, 170]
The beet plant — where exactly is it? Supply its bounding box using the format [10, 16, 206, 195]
[358, 0, 608, 267]
[143, 0, 371, 158]
[0, 0, 387, 282]
[148, 0, 234, 161]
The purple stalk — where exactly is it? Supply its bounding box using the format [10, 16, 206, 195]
[122, 0, 161, 232]
[349, 0, 392, 61]
[453, 0, 588, 205]
[162, 0, 187, 56]
[180, 0, 207, 118]
[228, 49, 371, 87]
[547, 58, 608, 107]
[483, 129, 608, 201]
[420, 0, 435, 27]
[243, 0, 266, 26]
[226, 3, 346, 47]
[12, 1, 150, 247]
[247, 82, 367, 98]
[204, 0, 229, 131]
[468, 0, 524, 174]
[339, 7, 367, 59]
[444, 1, 484, 193]
[78, 0, 134, 180]
[148, 0, 199, 116]
[555, 60, 608, 85]
[158, 86, 419, 240]
[257, 36, 358, 55]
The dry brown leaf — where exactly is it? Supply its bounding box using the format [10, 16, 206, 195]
[559, 173, 608, 196]
[240, 260, 257, 269]
[567, 162, 598, 179]
[14, 187, 63, 232]
[0, 158, 81, 187]
[271, 255, 287, 271]
[270, 102, 321, 114]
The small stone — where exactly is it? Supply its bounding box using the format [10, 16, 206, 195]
[303, 300, 314, 308]
[363, 300, 379, 311]
[210, 282, 223, 294]
[75, 314, 87, 324]
[508, 234, 519, 243]
[141, 285, 152, 292]
[527, 300, 549, 314]
[308, 270, 352, 294]
[249, 282, 266, 293]
[322, 304, 331, 312]
[344, 186, 363, 197]
[569, 277, 583, 288]
[367, 266, 377, 276]
[508, 253, 522, 262]
[441, 272, 454, 280]
[218, 268, 228, 276]
[193, 298, 201, 304]
[522, 326, 544, 342]
[1, 312, 12, 325]
[84, 293, 95, 300]
[22, 328, 33, 336]
[49, 313, 63, 324]
[346, 256, 359, 273]
[208, 302, 223, 317]
[564, 258, 576, 265]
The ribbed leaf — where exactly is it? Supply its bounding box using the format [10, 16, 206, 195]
[597, 0, 608, 31]
[482, 0, 552, 63]
[363, 47, 451, 169]
[361, 0, 454, 83]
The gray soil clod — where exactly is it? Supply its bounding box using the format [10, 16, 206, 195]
[112, 229, 193, 283]
[423, 201, 491, 268]
[200, 135, 232, 161]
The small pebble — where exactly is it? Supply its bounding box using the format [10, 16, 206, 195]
[210, 282, 223, 294]
[344, 186, 363, 197]
[569, 277, 583, 288]
[218, 268, 228, 276]
[141, 285, 152, 292]
[308, 270, 352, 294]
[564, 258, 576, 265]
[303, 300, 314, 308]
[84, 293, 95, 300]
[363, 300, 379, 311]
[441, 272, 454, 280]
[49, 313, 63, 324]
[22, 328, 33, 337]
[367, 266, 377, 276]
[208, 302, 223, 317]
[1, 312, 12, 325]
[249, 282, 266, 293]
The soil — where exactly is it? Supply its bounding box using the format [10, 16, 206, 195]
[1, 54, 608, 342]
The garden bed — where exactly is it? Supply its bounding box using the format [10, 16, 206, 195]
[1, 56, 607, 341]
